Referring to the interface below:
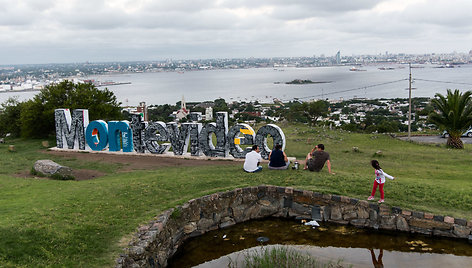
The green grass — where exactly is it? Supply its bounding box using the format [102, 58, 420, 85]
[230, 246, 347, 268]
[1, 124, 472, 267]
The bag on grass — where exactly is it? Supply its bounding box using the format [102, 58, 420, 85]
[307, 158, 316, 171]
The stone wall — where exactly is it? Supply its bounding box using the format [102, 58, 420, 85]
[116, 185, 472, 267]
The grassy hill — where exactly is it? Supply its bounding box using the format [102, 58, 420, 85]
[0, 123, 471, 267]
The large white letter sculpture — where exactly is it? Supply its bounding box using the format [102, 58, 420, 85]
[55, 109, 286, 159]
[55, 109, 89, 150]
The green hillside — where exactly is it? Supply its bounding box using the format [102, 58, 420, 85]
[0, 124, 471, 267]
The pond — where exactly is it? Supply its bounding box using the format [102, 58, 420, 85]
[167, 218, 472, 268]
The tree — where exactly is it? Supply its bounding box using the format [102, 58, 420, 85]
[213, 98, 229, 113]
[0, 97, 23, 137]
[428, 89, 472, 149]
[20, 80, 122, 138]
[286, 100, 328, 125]
[147, 104, 177, 122]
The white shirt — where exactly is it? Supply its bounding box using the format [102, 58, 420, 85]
[375, 169, 394, 184]
[244, 150, 262, 172]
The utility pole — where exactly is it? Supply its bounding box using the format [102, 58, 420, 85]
[408, 63, 412, 141]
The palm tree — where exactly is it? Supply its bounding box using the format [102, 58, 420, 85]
[429, 89, 472, 149]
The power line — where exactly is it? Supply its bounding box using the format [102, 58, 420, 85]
[281, 76, 472, 103]
[281, 78, 408, 102]
[414, 78, 472, 87]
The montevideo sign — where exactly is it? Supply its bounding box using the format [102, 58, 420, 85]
[54, 109, 285, 159]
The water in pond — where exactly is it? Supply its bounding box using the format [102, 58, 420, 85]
[167, 218, 472, 268]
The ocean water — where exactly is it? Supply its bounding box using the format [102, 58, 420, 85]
[2, 64, 471, 106]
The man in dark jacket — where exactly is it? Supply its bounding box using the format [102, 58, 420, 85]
[304, 144, 334, 174]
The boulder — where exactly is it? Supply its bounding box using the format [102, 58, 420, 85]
[33, 159, 73, 180]
[41, 141, 49, 148]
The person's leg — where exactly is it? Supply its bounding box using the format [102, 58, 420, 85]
[370, 180, 379, 197]
[379, 183, 384, 199]
[283, 160, 290, 169]
[304, 153, 311, 169]
[369, 249, 377, 266]
[253, 166, 263, 172]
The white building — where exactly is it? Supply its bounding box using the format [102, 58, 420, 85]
[205, 107, 213, 121]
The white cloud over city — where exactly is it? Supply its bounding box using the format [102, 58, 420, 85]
[0, 0, 471, 64]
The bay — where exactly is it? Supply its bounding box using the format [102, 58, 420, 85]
[1, 64, 471, 106]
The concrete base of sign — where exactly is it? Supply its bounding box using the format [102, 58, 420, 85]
[48, 147, 273, 163]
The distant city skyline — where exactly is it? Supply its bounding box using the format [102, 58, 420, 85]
[1, 0, 472, 65]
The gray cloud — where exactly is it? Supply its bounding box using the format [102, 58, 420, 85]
[0, 0, 471, 64]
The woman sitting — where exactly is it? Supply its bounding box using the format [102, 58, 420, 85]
[268, 144, 290, 170]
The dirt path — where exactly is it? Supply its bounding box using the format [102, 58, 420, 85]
[43, 151, 241, 180]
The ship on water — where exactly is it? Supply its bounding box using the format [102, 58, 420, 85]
[349, 66, 366, 71]
[82, 79, 131, 87]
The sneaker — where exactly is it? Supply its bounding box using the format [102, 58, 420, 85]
[378, 199, 384, 203]
[367, 196, 374, 201]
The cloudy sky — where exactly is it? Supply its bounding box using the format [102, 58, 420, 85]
[1, 0, 471, 64]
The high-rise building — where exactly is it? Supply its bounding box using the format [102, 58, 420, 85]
[335, 51, 341, 65]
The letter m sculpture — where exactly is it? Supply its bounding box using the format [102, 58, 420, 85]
[55, 109, 89, 150]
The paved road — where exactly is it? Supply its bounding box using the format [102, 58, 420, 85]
[398, 135, 472, 144]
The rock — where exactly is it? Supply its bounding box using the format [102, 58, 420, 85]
[41, 140, 49, 148]
[219, 217, 236, 228]
[433, 229, 454, 238]
[197, 218, 216, 231]
[129, 246, 145, 257]
[412, 211, 424, 219]
[454, 218, 467, 226]
[444, 216, 455, 224]
[410, 226, 432, 235]
[369, 209, 378, 221]
[396, 217, 409, 232]
[33, 159, 74, 180]
[380, 215, 396, 230]
[183, 222, 197, 234]
[391, 207, 402, 215]
[258, 200, 271, 207]
[343, 211, 357, 220]
[452, 225, 471, 239]
[290, 202, 311, 216]
[350, 219, 367, 227]
[330, 206, 342, 221]
[357, 207, 369, 219]
[409, 218, 451, 230]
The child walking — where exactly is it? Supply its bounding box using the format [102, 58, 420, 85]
[368, 160, 395, 203]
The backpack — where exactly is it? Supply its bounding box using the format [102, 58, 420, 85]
[307, 158, 316, 171]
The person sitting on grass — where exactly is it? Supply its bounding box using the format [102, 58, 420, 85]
[268, 143, 290, 170]
[304, 144, 334, 174]
[243, 145, 263, 173]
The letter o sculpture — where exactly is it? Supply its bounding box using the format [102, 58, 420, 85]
[85, 120, 109, 151]
[254, 124, 286, 159]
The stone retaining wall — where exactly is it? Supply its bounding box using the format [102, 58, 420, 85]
[116, 185, 472, 267]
